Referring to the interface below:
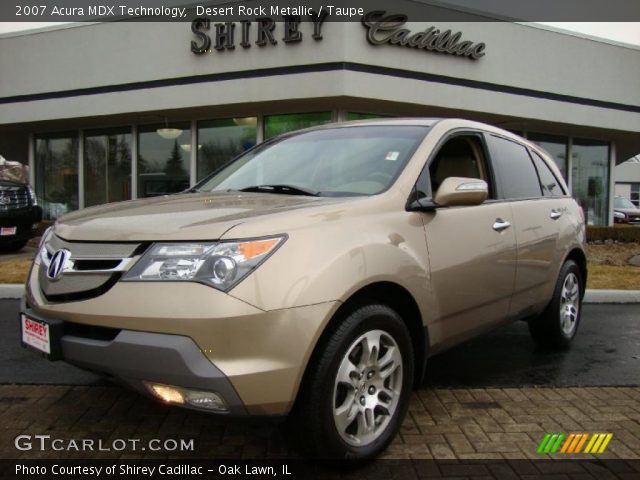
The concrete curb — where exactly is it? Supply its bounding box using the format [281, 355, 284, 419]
[583, 289, 640, 304]
[0, 284, 25, 299]
[1, 284, 639, 303]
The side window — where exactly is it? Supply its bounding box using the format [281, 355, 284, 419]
[530, 151, 565, 197]
[487, 135, 542, 200]
[424, 134, 491, 198]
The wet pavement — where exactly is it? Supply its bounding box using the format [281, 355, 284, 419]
[424, 304, 640, 388]
[1, 300, 639, 388]
[1, 300, 639, 466]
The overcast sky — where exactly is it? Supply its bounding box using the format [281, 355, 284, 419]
[0, 21, 639, 46]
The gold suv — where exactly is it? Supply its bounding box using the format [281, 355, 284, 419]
[21, 119, 586, 459]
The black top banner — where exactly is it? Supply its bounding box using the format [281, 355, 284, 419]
[2, 0, 640, 23]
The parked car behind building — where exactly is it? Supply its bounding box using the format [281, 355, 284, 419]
[614, 196, 640, 224]
[0, 157, 42, 252]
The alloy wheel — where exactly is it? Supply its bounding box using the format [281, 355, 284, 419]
[332, 329, 403, 446]
[560, 272, 580, 335]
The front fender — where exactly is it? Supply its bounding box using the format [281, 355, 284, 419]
[228, 210, 430, 315]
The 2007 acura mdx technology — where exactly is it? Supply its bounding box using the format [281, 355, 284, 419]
[21, 119, 587, 459]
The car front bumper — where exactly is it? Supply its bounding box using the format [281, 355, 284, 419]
[23, 267, 338, 416]
[0, 206, 42, 243]
[21, 297, 249, 414]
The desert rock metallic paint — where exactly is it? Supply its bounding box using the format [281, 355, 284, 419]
[25, 119, 586, 415]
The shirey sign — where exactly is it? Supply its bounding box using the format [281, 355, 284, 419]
[190, 10, 487, 60]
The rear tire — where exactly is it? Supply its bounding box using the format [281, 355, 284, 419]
[528, 260, 583, 349]
[289, 303, 414, 459]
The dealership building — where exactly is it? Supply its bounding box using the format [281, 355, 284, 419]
[1, 11, 639, 225]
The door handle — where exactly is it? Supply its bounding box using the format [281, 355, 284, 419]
[550, 209, 563, 220]
[493, 219, 511, 232]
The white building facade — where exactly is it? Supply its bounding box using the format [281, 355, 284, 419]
[1, 13, 639, 224]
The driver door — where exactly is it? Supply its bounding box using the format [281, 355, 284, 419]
[419, 132, 517, 350]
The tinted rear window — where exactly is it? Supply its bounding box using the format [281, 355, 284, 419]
[531, 151, 565, 197]
[488, 135, 542, 200]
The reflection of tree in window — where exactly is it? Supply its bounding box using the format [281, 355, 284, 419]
[35, 135, 78, 219]
[571, 140, 609, 225]
[165, 141, 187, 177]
[200, 138, 250, 177]
[84, 131, 132, 207]
[197, 118, 257, 181]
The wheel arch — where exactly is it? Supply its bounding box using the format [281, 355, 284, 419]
[564, 247, 588, 297]
[296, 281, 428, 409]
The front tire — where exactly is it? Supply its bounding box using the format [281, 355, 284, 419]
[528, 260, 583, 349]
[290, 304, 414, 459]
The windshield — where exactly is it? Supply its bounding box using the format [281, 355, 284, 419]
[196, 125, 429, 197]
[615, 197, 636, 209]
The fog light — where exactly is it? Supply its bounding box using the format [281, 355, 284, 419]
[184, 390, 228, 411]
[145, 383, 228, 412]
[147, 384, 185, 405]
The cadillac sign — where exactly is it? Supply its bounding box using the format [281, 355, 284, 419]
[361, 11, 486, 59]
[191, 10, 486, 60]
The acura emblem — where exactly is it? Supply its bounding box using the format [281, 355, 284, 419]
[47, 249, 71, 281]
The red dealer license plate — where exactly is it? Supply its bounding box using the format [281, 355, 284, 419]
[0, 227, 17, 236]
[20, 314, 63, 360]
[21, 315, 51, 354]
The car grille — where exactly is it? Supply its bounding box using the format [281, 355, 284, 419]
[0, 186, 29, 210]
[39, 235, 148, 302]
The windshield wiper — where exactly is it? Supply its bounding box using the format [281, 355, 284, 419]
[239, 185, 320, 197]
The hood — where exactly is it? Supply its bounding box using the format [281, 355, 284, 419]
[615, 207, 640, 216]
[0, 178, 26, 188]
[54, 191, 346, 241]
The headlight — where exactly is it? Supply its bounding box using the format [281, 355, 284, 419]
[122, 235, 286, 292]
[614, 211, 626, 219]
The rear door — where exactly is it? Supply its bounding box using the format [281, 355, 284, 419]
[485, 134, 564, 318]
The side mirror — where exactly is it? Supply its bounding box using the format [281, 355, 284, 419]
[433, 177, 488, 207]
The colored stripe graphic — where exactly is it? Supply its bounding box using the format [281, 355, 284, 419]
[550, 433, 565, 453]
[539, 433, 613, 454]
[597, 433, 614, 453]
[560, 433, 575, 453]
[537, 433, 566, 453]
[584, 433, 614, 454]
[537, 433, 551, 454]
[574, 433, 589, 453]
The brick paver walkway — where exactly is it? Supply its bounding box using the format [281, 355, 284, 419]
[0, 385, 639, 461]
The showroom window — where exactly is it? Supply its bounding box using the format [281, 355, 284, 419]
[35, 133, 79, 219]
[197, 117, 257, 181]
[631, 184, 640, 207]
[346, 112, 390, 121]
[84, 128, 132, 207]
[571, 139, 610, 225]
[137, 123, 191, 198]
[528, 133, 569, 180]
[264, 112, 332, 139]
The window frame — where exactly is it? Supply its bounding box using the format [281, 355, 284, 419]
[408, 129, 498, 207]
[483, 133, 545, 202]
[527, 148, 568, 198]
